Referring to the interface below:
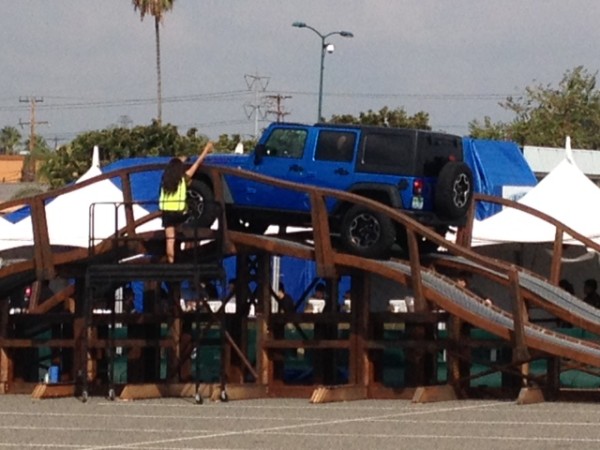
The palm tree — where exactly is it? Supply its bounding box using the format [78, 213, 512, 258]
[0, 126, 22, 155]
[132, 0, 175, 125]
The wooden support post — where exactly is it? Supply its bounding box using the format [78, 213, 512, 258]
[405, 230, 432, 386]
[0, 348, 12, 394]
[349, 273, 370, 389]
[508, 268, 530, 363]
[309, 192, 336, 279]
[255, 254, 273, 387]
[549, 229, 563, 285]
[30, 196, 55, 280]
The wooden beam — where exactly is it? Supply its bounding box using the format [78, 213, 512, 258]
[28, 285, 75, 314]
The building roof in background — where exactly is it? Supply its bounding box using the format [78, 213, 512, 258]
[523, 146, 600, 178]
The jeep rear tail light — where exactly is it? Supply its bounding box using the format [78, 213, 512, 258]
[413, 179, 423, 196]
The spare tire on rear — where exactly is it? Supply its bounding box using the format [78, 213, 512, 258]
[186, 179, 218, 227]
[434, 162, 473, 220]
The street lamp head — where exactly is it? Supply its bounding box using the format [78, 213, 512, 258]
[292, 21, 306, 28]
[340, 31, 354, 38]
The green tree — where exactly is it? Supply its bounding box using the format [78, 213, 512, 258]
[328, 106, 431, 129]
[0, 126, 22, 154]
[132, 0, 175, 124]
[214, 134, 257, 153]
[40, 121, 208, 188]
[469, 66, 600, 148]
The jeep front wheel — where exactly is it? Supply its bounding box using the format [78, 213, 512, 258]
[186, 180, 218, 227]
[340, 205, 396, 259]
[434, 162, 473, 220]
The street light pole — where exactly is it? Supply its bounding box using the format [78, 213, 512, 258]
[292, 22, 354, 122]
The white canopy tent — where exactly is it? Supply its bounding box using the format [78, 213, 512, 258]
[471, 138, 600, 246]
[0, 147, 157, 254]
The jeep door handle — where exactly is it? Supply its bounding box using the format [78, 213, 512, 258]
[289, 164, 303, 172]
[334, 168, 349, 175]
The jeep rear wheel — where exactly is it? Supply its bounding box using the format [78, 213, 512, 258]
[341, 205, 396, 259]
[434, 162, 473, 220]
[186, 180, 218, 227]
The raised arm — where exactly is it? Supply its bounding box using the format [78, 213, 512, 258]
[186, 141, 213, 178]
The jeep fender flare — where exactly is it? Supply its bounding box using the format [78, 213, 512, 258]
[335, 183, 403, 214]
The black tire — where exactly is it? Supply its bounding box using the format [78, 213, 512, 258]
[434, 162, 473, 220]
[186, 180, 218, 227]
[340, 205, 396, 259]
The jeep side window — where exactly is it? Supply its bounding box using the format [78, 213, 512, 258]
[315, 131, 356, 162]
[358, 132, 415, 174]
[264, 128, 307, 159]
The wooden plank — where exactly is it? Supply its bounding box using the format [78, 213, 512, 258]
[310, 385, 367, 403]
[412, 385, 457, 403]
[31, 383, 75, 399]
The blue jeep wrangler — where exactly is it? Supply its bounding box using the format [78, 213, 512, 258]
[188, 122, 472, 258]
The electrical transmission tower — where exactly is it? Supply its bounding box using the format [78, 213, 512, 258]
[19, 96, 48, 182]
[243, 73, 270, 139]
[265, 94, 292, 123]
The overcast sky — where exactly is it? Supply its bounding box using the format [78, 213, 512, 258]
[2, 0, 600, 147]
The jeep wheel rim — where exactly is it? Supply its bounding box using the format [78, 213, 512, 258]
[452, 173, 471, 208]
[348, 213, 381, 248]
[187, 190, 205, 218]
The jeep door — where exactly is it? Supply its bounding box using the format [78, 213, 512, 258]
[240, 126, 312, 212]
[310, 129, 359, 210]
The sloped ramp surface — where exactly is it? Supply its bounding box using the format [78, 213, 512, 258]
[431, 254, 600, 335]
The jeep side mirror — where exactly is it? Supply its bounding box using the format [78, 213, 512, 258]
[254, 144, 265, 165]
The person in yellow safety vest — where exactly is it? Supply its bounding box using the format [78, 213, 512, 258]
[159, 141, 213, 263]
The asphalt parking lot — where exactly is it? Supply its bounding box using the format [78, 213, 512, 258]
[1, 395, 600, 449]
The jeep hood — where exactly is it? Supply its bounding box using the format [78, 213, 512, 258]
[204, 153, 252, 168]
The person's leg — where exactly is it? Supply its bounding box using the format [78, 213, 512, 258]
[165, 225, 176, 263]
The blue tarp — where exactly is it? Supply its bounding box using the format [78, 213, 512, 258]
[462, 137, 537, 220]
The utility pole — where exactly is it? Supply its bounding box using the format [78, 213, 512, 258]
[19, 96, 48, 181]
[243, 73, 270, 139]
[265, 94, 292, 123]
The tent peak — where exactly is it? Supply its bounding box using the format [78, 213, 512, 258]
[565, 136, 578, 168]
[92, 145, 100, 169]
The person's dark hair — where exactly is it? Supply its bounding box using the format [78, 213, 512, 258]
[585, 279, 598, 291]
[279, 282, 285, 293]
[559, 279, 575, 295]
[161, 158, 185, 193]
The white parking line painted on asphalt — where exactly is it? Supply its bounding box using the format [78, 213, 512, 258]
[79, 401, 507, 450]
[257, 431, 600, 444]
